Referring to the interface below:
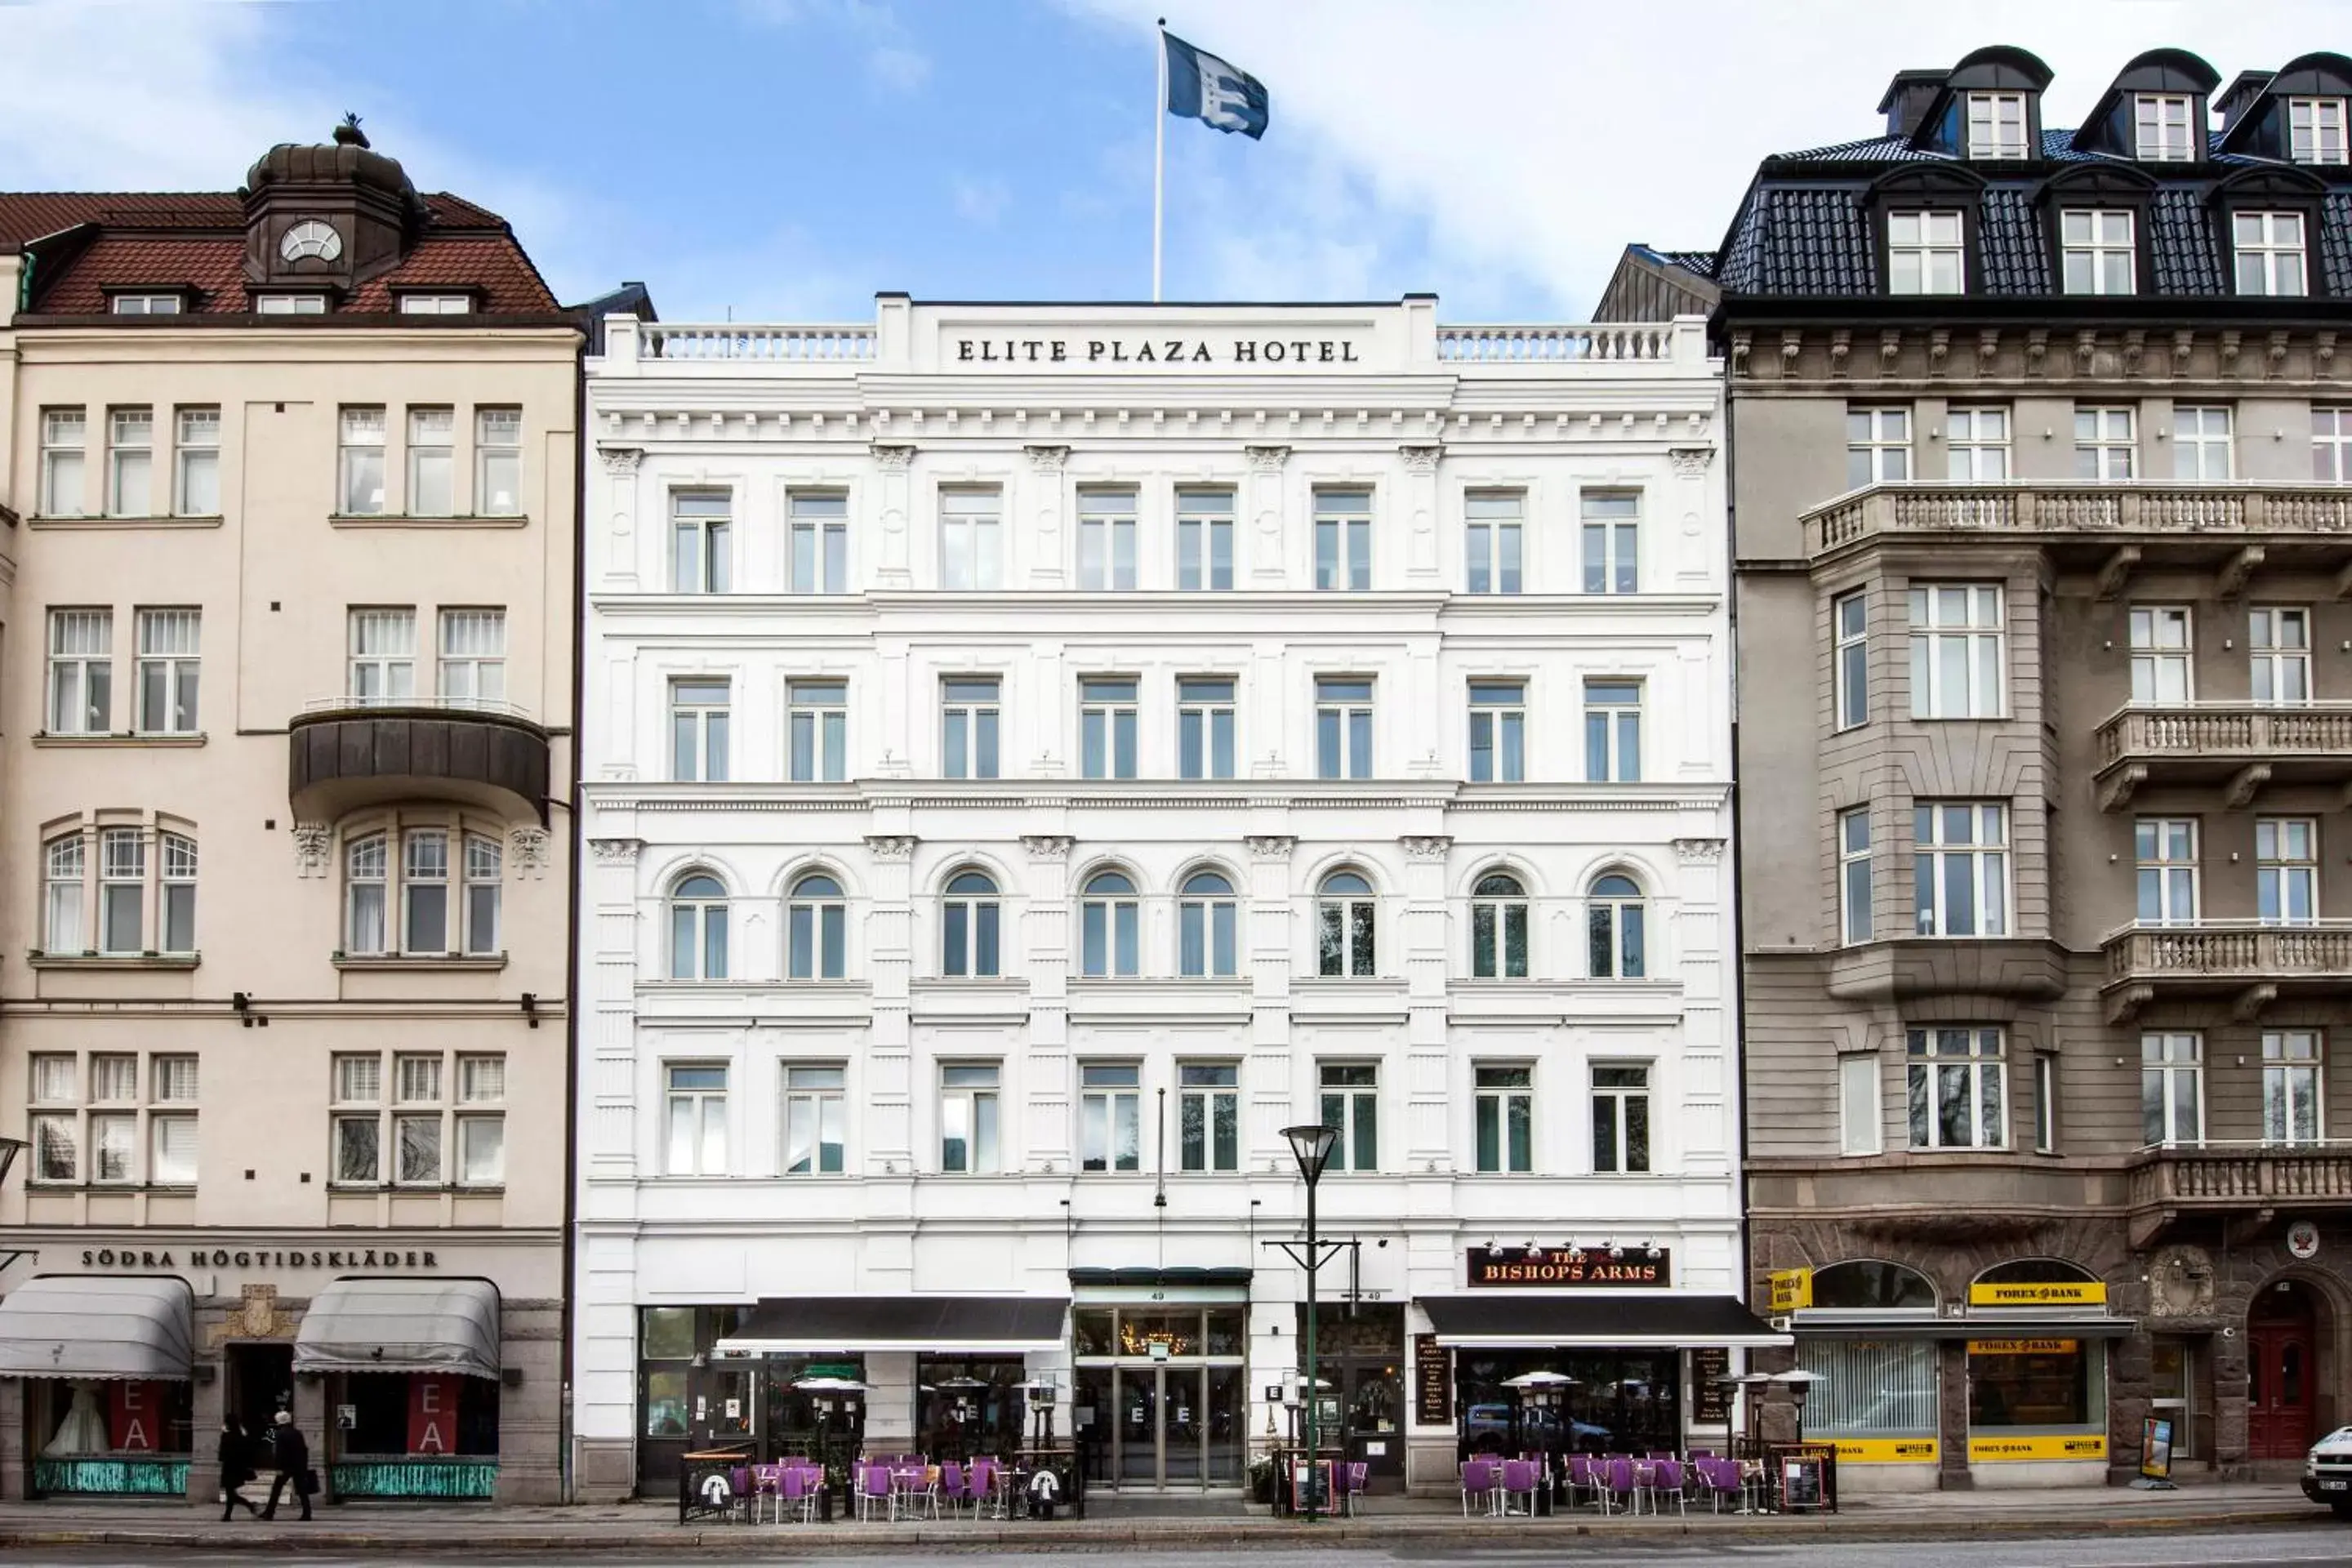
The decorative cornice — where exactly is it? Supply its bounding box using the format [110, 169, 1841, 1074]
[1399, 835, 1452, 862]
[1243, 444, 1290, 475]
[1024, 443, 1071, 474]
[1673, 836, 1726, 866]
[1021, 834, 1074, 862]
[1244, 834, 1296, 862]
[871, 443, 916, 473]
[1667, 447, 1713, 479]
[864, 834, 918, 862]
[1397, 444, 1441, 475]
[588, 837, 643, 866]
[598, 446, 644, 477]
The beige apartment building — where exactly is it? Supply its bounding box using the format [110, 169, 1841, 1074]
[0, 123, 581, 1503]
[1609, 46, 2352, 1490]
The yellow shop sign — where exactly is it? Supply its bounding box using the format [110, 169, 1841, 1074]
[1969, 1281, 2106, 1307]
[1969, 1433, 2108, 1463]
[1967, 1338, 2080, 1356]
[1829, 1437, 1939, 1464]
[1767, 1268, 1812, 1313]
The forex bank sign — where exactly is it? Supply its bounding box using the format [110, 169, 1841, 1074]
[954, 334, 1366, 368]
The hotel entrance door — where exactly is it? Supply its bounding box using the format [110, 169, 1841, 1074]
[1072, 1305, 1245, 1490]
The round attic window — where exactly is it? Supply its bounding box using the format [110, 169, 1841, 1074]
[278, 220, 343, 264]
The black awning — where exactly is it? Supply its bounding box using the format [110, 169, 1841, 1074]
[1068, 1267, 1253, 1290]
[1419, 1294, 1791, 1349]
[1793, 1312, 2136, 1341]
[714, 1296, 1068, 1356]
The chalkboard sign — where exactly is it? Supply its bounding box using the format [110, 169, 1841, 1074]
[1413, 1334, 1450, 1425]
[1691, 1348, 1731, 1423]
[1781, 1454, 1826, 1512]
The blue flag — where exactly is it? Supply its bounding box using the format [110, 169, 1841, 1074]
[1164, 32, 1268, 140]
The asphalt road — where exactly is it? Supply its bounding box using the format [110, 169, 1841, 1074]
[15, 1528, 2352, 1568]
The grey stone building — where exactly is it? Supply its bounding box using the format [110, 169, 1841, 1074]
[1606, 45, 2352, 1489]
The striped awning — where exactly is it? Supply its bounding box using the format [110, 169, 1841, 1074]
[0, 1276, 194, 1380]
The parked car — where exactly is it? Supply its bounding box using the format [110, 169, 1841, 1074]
[2305, 1427, 2352, 1516]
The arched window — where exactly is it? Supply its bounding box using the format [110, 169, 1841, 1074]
[943, 870, 1000, 978]
[1471, 871, 1529, 978]
[670, 874, 728, 980]
[1318, 871, 1375, 978]
[1588, 872, 1646, 979]
[43, 835, 86, 956]
[1080, 870, 1139, 978]
[1975, 1258, 2097, 1286]
[462, 832, 501, 956]
[341, 825, 500, 957]
[1809, 1259, 1938, 1312]
[1179, 870, 1237, 978]
[160, 832, 198, 956]
[788, 872, 847, 980]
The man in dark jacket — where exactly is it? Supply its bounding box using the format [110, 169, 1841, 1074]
[260, 1410, 313, 1521]
[217, 1418, 260, 1521]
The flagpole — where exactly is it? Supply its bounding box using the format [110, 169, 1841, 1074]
[1152, 16, 1166, 302]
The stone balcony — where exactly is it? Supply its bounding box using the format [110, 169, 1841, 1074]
[2094, 702, 2352, 810]
[2102, 920, 2352, 1023]
[1806, 481, 2352, 572]
[289, 698, 550, 824]
[2127, 1142, 2352, 1246]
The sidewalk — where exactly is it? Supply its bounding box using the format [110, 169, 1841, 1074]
[0, 1483, 2323, 1554]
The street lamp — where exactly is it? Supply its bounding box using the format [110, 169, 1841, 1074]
[1281, 1122, 1339, 1523]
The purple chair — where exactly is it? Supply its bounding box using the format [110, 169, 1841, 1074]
[1499, 1459, 1539, 1517]
[1459, 1458, 1499, 1517]
[780, 1465, 817, 1524]
[1650, 1459, 1687, 1516]
[1566, 1453, 1599, 1508]
[1605, 1457, 1638, 1516]
[856, 1463, 893, 1521]
[1342, 1460, 1370, 1517]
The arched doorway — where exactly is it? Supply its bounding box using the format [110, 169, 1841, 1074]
[2249, 1281, 2322, 1460]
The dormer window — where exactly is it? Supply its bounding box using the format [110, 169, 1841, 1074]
[397, 295, 473, 316]
[256, 294, 328, 316]
[2289, 98, 2348, 164]
[1887, 211, 1965, 295]
[2234, 212, 2309, 296]
[2135, 95, 2194, 160]
[2060, 211, 2136, 295]
[1966, 92, 2029, 158]
[109, 293, 183, 316]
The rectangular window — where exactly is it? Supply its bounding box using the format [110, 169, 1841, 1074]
[398, 293, 473, 314]
[2060, 210, 2136, 295]
[1914, 801, 2010, 938]
[1846, 408, 1912, 489]
[2075, 406, 2137, 479]
[2315, 407, 2352, 483]
[939, 488, 1002, 590]
[2136, 94, 2194, 160]
[42, 409, 87, 517]
[1966, 92, 2028, 158]
[782, 1064, 847, 1175]
[47, 608, 112, 734]
[394, 1109, 443, 1186]
[2257, 817, 2319, 925]
[1176, 486, 1234, 590]
[1946, 405, 2011, 480]
[787, 679, 848, 782]
[2135, 817, 2200, 925]
[1580, 492, 1641, 593]
[1315, 677, 1374, 780]
[457, 1114, 505, 1186]
[2291, 98, 2349, 164]
[1076, 488, 1138, 591]
[1583, 679, 1641, 782]
[1473, 1066, 1534, 1174]
[161, 835, 197, 954]
[407, 407, 455, 517]
[402, 829, 449, 954]
[1590, 1063, 1650, 1174]
[338, 407, 386, 515]
[1834, 591, 1869, 729]
[2173, 406, 2234, 480]
[107, 408, 154, 516]
[938, 1063, 1000, 1174]
[44, 836, 86, 956]
[463, 834, 501, 956]
[1079, 677, 1138, 780]
[1906, 1026, 2005, 1150]
[2033, 1054, 2056, 1155]
[2263, 1031, 2324, 1147]
[788, 492, 849, 594]
[1320, 1063, 1378, 1174]
[1839, 1053, 1882, 1156]
[110, 292, 183, 314]
[174, 408, 220, 516]
[346, 608, 416, 705]
[256, 293, 327, 315]
[664, 1064, 728, 1176]
[475, 408, 523, 516]
[1465, 492, 1523, 595]
[2251, 607, 2311, 704]
[437, 608, 506, 708]
[2234, 211, 2308, 296]
[91, 1111, 136, 1183]
[1840, 808, 1873, 945]
[1178, 677, 1236, 780]
[942, 676, 1000, 780]
[149, 1110, 198, 1185]
[1313, 489, 1371, 591]
[671, 492, 732, 594]
[1468, 681, 1526, 783]
[98, 829, 144, 954]
[2141, 1031, 2203, 1146]
[670, 678, 731, 782]
[2129, 606, 2193, 704]
[1908, 582, 2005, 719]
[1886, 211, 1964, 295]
[1079, 1063, 1142, 1174]
[331, 1053, 383, 1183]
[1178, 1063, 1240, 1173]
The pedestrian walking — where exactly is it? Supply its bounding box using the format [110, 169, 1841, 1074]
[259, 1410, 313, 1521]
[217, 1417, 261, 1521]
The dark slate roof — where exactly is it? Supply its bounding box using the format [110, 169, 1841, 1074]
[1977, 188, 2047, 292]
[1717, 187, 1874, 294]
[2324, 192, 2352, 296]
[2150, 189, 2226, 293]
[1656, 249, 1719, 278]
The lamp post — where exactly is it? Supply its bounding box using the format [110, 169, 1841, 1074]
[1281, 1122, 1338, 1523]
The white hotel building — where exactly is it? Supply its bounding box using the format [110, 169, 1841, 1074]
[572, 297, 1773, 1499]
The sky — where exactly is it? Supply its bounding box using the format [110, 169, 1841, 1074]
[0, 0, 2345, 323]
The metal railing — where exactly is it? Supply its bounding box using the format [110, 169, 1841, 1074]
[300, 695, 533, 720]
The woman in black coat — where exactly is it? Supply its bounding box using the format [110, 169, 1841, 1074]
[217, 1419, 260, 1521]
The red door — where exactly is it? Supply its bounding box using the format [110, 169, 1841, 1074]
[2249, 1289, 2318, 1461]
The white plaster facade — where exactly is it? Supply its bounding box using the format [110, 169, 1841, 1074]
[572, 299, 1742, 1495]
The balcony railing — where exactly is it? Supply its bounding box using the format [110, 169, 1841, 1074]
[642, 324, 878, 362]
[1807, 481, 2352, 555]
[1433, 324, 1677, 363]
[2105, 920, 2352, 982]
[302, 694, 532, 720]
[2128, 1141, 2352, 1210]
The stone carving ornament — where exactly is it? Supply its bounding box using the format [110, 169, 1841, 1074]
[2147, 1243, 2215, 1319]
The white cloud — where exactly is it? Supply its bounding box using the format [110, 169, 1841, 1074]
[1062, 0, 2351, 315]
[869, 43, 933, 93]
[953, 176, 1013, 226]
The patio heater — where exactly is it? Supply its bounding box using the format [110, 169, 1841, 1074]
[1502, 1370, 1575, 1511]
[1730, 1371, 1772, 1459]
[938, 1375, 987, 1459]
[1774, 1369, 1823, 1450]
[1022, 1376, 1058, 1451]
[1281, 1123, 1339, 1523]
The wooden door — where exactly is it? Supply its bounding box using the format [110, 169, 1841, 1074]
[2249, 1293, 2318, 1460]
